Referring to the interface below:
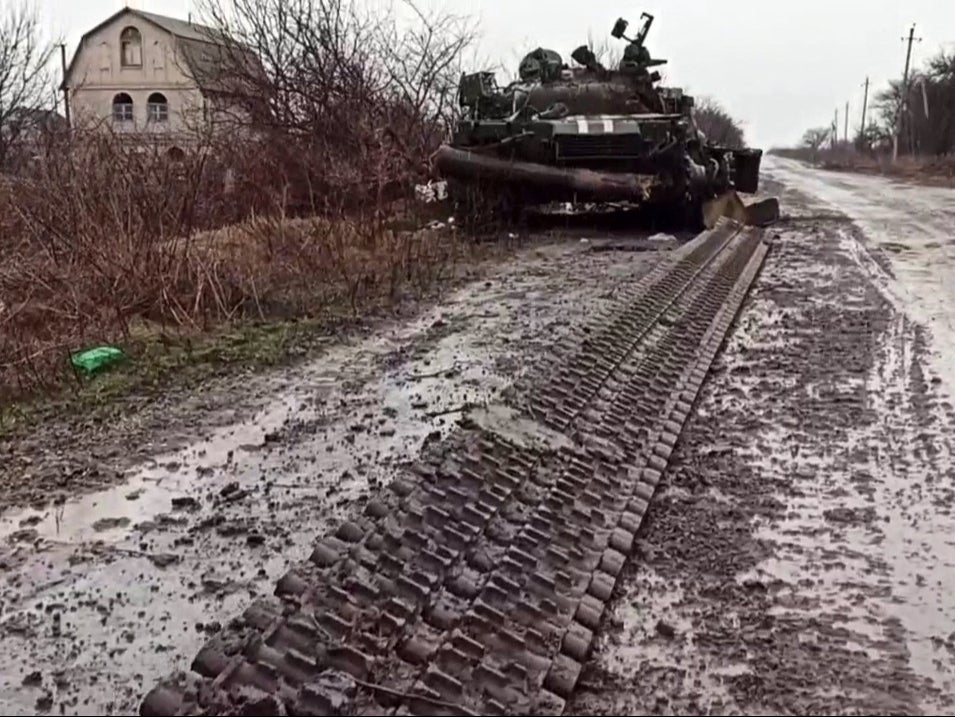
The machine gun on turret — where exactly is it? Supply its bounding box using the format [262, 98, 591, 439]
[612, 12, 667, 78]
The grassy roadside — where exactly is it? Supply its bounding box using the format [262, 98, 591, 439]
[0, 317, 335, 436]
[0, 232, 509, 440]
[770, 148, 955, 189]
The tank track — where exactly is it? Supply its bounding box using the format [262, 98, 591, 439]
[141, 219, 770, 716]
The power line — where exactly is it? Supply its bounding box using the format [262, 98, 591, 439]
[860, 76, 869, 142]
[844, 100, 849, 143]
[893, 23, 922, 162]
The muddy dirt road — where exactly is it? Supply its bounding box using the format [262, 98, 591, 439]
[3, 157, 955, 716]
[571, 158, 955, 716]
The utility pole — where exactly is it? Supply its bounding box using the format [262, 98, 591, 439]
[832, 107, 838, 149]
[860, 76, 869, 145]
[844, 101, 849, 143]
[894, 23, 922, 162]
[59, 43, 71, 128]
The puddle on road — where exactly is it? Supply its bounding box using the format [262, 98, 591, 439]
[463, 403, 572, 453]
[0, 298, 504, 547]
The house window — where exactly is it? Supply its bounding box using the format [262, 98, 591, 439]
[112, 92, 134, 122]
[120, 26, 143, 67]
[147, 92, 169, 122]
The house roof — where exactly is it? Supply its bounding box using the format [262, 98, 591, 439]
[132, 9, 225, 43]
[61, 7, 264, 93]
[2, 108, 69, 137]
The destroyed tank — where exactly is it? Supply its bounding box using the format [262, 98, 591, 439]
[433, 12, 767, 230]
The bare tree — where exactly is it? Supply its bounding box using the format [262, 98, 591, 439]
[693, 97, 745, 148]
[377, 1, 478, 166]
[0, 1, 58, 169]
[801, 126, 831, 162]
[177, 0, 477, 219]
[586, 29, 624, 69]
[892, 52, 955, 156]
[856, 50, 955, 158]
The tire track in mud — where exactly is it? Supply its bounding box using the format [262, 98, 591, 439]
[139, 220, 771, 716]
[569, 188, 955, 716]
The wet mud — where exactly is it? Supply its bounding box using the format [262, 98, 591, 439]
[0, 234, 669, 716]
[570, 165, 955, 715]
[6, 157, 955, 716]
[768, 156, 955, 401]
[136, 220, 769, 716]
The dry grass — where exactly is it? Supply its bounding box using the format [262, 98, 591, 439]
[0, 0, 490, 424]
[0, 133, 474, 411]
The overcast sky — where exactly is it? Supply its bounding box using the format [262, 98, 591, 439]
[45, 0, 955, 148]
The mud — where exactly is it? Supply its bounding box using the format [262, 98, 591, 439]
[5, 156, 955, 716]
[768, 157, 955, 401]
[0, 234, 670, 716]
[570, 161, 955, 715]
[136, 220, 770, 716]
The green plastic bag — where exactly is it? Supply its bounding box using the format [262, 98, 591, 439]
[70, 346, 126, 376]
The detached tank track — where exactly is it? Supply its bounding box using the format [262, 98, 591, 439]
[141, 219, 770, 717]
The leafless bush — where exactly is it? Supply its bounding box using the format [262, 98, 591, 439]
[0, 0, 482, 405]
[179, 0, 477, 219]
[0, 129, 471, 404]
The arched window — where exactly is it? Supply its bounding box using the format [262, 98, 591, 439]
[147, 92, 168, 122]
[120, 26, 142, 67]
[112, 92, 134, 122]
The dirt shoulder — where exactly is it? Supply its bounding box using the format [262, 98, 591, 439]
[769, 150, 955, 189]
[570, 180, 955, 715]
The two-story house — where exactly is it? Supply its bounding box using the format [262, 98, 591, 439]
[61, 8, 266, 145]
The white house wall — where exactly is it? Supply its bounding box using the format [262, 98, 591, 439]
[67, 16, 206, 135]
